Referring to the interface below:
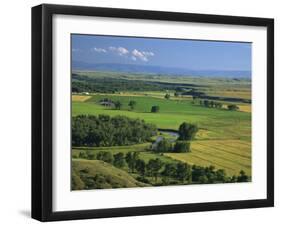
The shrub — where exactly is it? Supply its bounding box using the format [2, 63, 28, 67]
[147, 158, 163, 182]
[86, 150, 96, 160]
[136, 176, 150, 184]
[113, 152, 125, 168]
[125, 152, 140, 173]
[97, 151, 113, 164]
[174, 141, 191, 153]
[79, 152, 88, 159]
[135, 159, 146, 176]
[237, 170, 249, 182]
[178, 122, 198, 141]
[128, 100, 137, 110]
[155, 138, 172, 152]
[151, 105, 160, 113]
[227, 104, 239, 111]
[176, 162, 192, 182]
[164, 93, 170, 99]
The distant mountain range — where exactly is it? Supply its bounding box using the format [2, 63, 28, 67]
[72, 61, 251, 78]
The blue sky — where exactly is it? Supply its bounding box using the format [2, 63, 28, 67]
[72, 34, 251, 71]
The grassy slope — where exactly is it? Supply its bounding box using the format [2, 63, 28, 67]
[72, 159, 148, 189]
[72, 95, 91, 102]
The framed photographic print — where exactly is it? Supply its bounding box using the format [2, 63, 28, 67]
[32, 4, 274, 222]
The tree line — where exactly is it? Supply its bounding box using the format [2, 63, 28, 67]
[72, 74, 167, 93]
[196, 99, 239, 111]
[99, 98, 137, 110]
[72, 115, 157, 147]
[99, 98, 161, 114]
[153, 139, 191, 153]
[75, 150, 250, 185]
[72, 73, 204, 94]
[198, 99, 223, 109]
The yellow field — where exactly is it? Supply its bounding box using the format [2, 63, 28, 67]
[206, 90, 251, 99]
[72, 95, 91, 102]
[220, 103, 251, 113]
[238, 105, 251, 113]
[165, 139, 251, 176]
[83, 91, 193, 101]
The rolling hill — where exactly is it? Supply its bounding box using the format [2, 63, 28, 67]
[72, 61, 251, 78]
[72, 159, 149, 190]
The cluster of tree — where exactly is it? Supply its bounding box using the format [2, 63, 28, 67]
[152, 122, 198, 153]
[227, 104, 239, 111]
[72, 115, 157, 147]
[161, 162, 192, 184]
[154, 163, 249, 185]
[72, 74, 207, 95]
[123, 152, 192, 183]
[151, 105, 160, 113]
[99, 98, 137, 110]
[128, 100, 136, 110]
[197, 95, 250, 103]
[110, 100, 136, 110]
[73, 169, 124, 190]
[79, 173, 115, 189]
[174, 141, 191, 152]
[164, 93, 170, 99]
[197, 100, 240, 111]
[77, 150, 124, 167]
[198, 100, 223, 109]
[154, 139, 172, 152]
[72, 74, 167, 93]
[114, 101, 122, 110]
[191, 165, 249, 183]
[153, 139, 191, 153]
[77, 150, 250, 185]
[178, 122, 199, 141]
[181, 89, 205, 97]
[76, 150, 191, 184]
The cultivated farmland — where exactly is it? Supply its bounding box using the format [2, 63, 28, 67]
[71, 71, 252, 189]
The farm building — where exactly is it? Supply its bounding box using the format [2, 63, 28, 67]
[99, 98, 115, 107]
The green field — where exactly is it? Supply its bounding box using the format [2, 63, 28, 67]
[73, 94, 251, 141]
[72, 71, 252, 189]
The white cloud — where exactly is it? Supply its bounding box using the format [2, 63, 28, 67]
[92, 47, 107, 53]
[132, 49, 149, 62]
[142, 51, 154, 57]
[108, 46, 129, 56]
[108, 46, 116, 51]
[107, 46, 154, 62]
[117, 47, 129, 55]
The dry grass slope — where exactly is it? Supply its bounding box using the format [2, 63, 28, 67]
[72, 159, 148, 190]
[72, 95, 92, 102]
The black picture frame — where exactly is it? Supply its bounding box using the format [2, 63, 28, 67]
[32, 4, 274, 222]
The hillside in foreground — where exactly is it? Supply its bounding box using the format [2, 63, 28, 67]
[72, 159, 149, 190]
